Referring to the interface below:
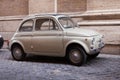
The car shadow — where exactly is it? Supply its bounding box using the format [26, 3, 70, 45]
[23, 54, 68, 65]
[8, 54, 108, 66]
[23, 55, 106, 66]
[85, 56, 108, 66]
[24, 56, 107, 67]
[0, 49, 5, 52]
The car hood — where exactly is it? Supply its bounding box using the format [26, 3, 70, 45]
[65, 28, 100, 37]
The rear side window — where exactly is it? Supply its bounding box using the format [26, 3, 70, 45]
[19, 20, 34, 32]
[35, 18, 59, 31]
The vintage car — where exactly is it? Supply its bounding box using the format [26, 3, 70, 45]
[0, 35, 4, 49]
[9, 14, 104, 66]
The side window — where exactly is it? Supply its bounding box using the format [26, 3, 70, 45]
[35, 18, 59, 31]
[19, 20, 33, 32]
[49, 20, 59, 30]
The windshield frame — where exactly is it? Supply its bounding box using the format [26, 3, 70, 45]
[58, 17, 77, 29]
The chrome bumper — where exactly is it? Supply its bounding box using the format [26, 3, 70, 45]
[90, 42, 105, 54]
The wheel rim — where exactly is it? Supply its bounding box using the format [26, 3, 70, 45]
[13, 47, 23, 60]
[69, 49, 82, 64]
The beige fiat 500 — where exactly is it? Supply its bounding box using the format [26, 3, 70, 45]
[9, 14, 104, 66]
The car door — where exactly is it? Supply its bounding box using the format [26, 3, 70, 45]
[32, 18, 64, 56]
[18, 19, 34, 53]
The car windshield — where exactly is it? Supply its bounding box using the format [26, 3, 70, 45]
[58, 17, 77, 29]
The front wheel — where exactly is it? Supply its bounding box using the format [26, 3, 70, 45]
[11, 45, 26, 61]
[67, 46, 87, 66]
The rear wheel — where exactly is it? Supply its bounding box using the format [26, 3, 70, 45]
[11, 45, 26, 61]
[0, 37, 4, 49]
[67, 45, 87, 66]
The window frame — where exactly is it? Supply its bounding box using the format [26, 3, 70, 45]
[35, 17, 61, 31]
[19, 19, 34, 32]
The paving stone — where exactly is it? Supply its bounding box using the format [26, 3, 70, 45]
[0, 49, 120, 80]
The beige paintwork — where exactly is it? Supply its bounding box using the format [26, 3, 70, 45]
[9, 14, 104, 57]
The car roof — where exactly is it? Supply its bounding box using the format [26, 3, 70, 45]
[24, 14, 68, 20]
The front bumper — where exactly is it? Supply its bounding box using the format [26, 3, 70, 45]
[90, 41, 105, 54]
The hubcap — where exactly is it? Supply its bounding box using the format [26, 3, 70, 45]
[69, 49, 82, 64]
[13, 47, 22, 59]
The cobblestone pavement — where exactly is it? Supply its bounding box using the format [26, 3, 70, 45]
[0, 49, 120, 80]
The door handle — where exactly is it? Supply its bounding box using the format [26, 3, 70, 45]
[20, 35, 32, 37]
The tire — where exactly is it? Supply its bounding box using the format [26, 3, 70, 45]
[0, 37, 4, 49]
[67, 45, 87, 66]
[88, 52, 100, 59]
[11, 45, 26, 61]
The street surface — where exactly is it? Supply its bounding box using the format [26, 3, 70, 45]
[0, 49, 120, 80]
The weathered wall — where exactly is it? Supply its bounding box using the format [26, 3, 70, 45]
[57, 0, 86, 13]
[0, 0, 28, 16]
[87, 0, 120, 11]
[80, 0, 120, 54]
[29, 0, 55, 14]
[29, 0, 87, 14]
[0, 16, 24, 40]
[0, 0, 119, 54]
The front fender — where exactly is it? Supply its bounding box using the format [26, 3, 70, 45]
[65, 40, 90, 54]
